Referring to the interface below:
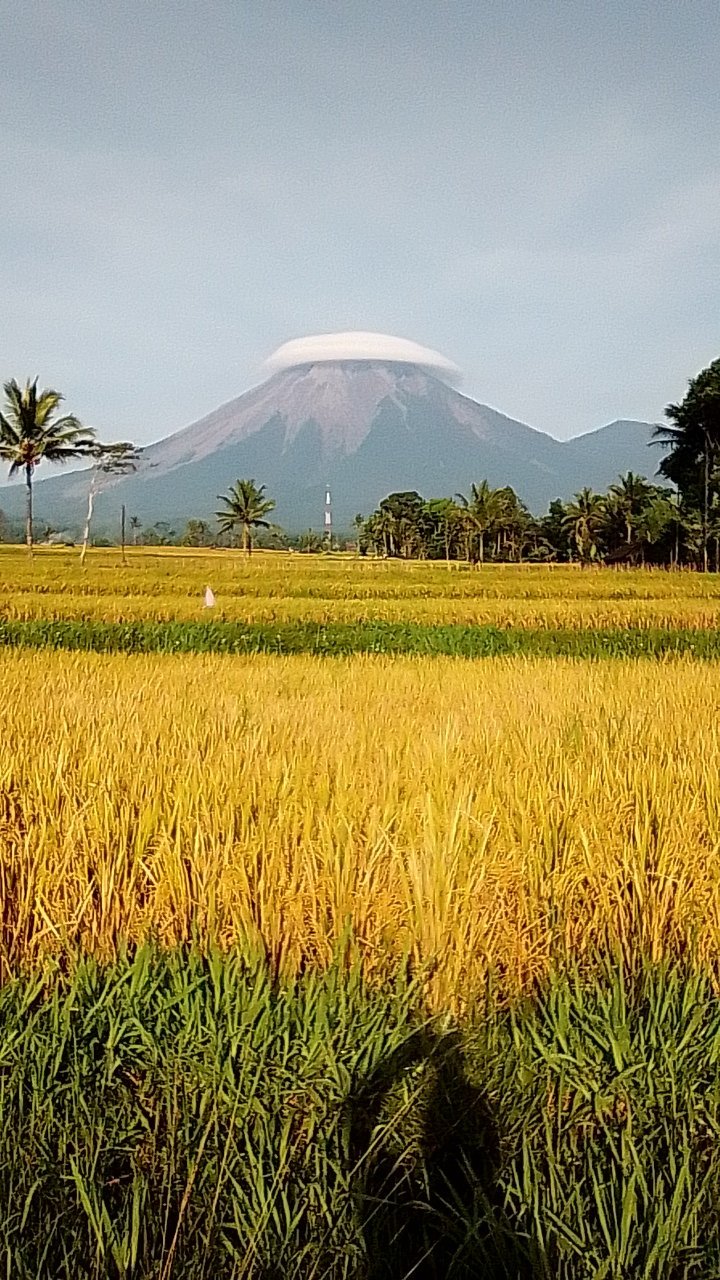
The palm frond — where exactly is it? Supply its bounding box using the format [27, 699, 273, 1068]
[34, 390, 64, 427]
[0, 412, 20, 448]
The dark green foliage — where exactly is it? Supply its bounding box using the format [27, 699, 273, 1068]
[180, 520, 213, 548]
[656, 358, 720, 496]
[2, 617, 720, 658]
[655, 357, 720, 571]
[359, 475, 684, 567]
[3, 951, 720, 1276]
[0, 948, 420, 1278]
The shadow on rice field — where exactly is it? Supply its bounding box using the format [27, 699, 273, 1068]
[3, 946, 720, 1279]
[0, 549, 717, 1276]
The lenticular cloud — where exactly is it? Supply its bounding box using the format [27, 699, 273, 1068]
[263, 332, 462, 385]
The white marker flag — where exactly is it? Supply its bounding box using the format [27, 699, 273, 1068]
[204, 586, 216, 608]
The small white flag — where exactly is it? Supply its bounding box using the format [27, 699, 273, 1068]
[204, 585, 216, 608]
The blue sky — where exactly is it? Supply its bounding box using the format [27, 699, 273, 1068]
[1, 0, 718, 444]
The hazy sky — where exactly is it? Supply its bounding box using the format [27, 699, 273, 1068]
[2, 0, 718, 444]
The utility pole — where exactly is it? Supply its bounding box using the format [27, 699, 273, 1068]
[324, 485, 332, 546]
[121, 504, 127, 566]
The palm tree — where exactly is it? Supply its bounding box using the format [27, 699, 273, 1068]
[130, 515, 142, 546]
[374, 507, 397, 557]
[353, 513, 364, 556]
[456, 480, 502, 564]
[0, 379, 96, 550]
[216, 479, 276, 555]
[561, 488, 606, 563]
[492, 486, 529, 561]
[606, 472, 653, 549]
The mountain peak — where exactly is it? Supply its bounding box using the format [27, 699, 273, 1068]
[144, 360, 456, 470]
[263, 331, 462, 385]
[0, 344, 661, 531]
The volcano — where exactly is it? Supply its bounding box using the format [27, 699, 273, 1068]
[0, 334, 659, 532]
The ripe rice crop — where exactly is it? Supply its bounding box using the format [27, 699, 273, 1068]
[2, 648, 720, 1006]
[7, 588, 720, 630]
[4, 546, 720, 629]
[2, 546, 719, 1276]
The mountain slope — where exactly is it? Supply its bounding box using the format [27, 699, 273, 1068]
[0, 363, 663, 531]
[561, 420, 662, 489]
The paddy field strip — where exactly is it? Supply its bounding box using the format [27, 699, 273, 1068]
[0, 546, 718, 989]
[4, 545, 720, 631]
[2, 647, 720, 1003]
[0, 547, 719, 1275]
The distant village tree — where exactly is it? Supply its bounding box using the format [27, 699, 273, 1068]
[216, 479, 276, 555]
[456, 481, 505, 565]
[297, 528, 325, 554]
[144, 521, 175, 546]
[561, 489, 606, 563]
[181, 518, 213, 547]
[0, 379, 96, 551]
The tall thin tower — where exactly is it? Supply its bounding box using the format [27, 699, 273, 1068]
[324, 485, 332, 543]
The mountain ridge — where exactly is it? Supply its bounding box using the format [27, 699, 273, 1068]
[0, 362, 663, 532]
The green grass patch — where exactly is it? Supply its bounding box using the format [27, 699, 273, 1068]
[0, 616, 719, 657]
[2, 947, 720, 1277]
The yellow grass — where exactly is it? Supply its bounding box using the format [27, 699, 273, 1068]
[1, 647, 719, 1009]
[3, 546, 720, 628]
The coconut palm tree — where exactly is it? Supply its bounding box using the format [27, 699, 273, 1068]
[353, 513, 364, 556]
[606, 472, 654, 549]
[216, 479, 276, 555]
[456, 480, 503, 564]
[561, 488, 606, 563]
[0, 379, 96, 550]
[492, 485, 529, 561]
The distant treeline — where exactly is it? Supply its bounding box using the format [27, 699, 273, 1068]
[357, 477, 683, 566]
[0, 471, 711, 569]
[352, 355, 720, 569]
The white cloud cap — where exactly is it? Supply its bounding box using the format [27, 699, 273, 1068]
[264, 331, 462, 384]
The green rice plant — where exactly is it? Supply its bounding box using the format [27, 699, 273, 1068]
[0, 945, 424, 1278]
[491, 959, 720, 1277]
[0, 616, 720, 657]
[1, 950, 720, 1277]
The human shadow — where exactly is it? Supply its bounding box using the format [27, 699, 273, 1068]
[347, 1026, 536, 1279]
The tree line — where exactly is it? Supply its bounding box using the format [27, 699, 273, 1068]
[358, 476, 681, 565]
[1, 355, 719, 566]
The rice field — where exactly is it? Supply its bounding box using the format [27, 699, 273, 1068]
[1, 647, 719, 1006]
[3, 546, 720, 1275]
[4, 545, 720, 629]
